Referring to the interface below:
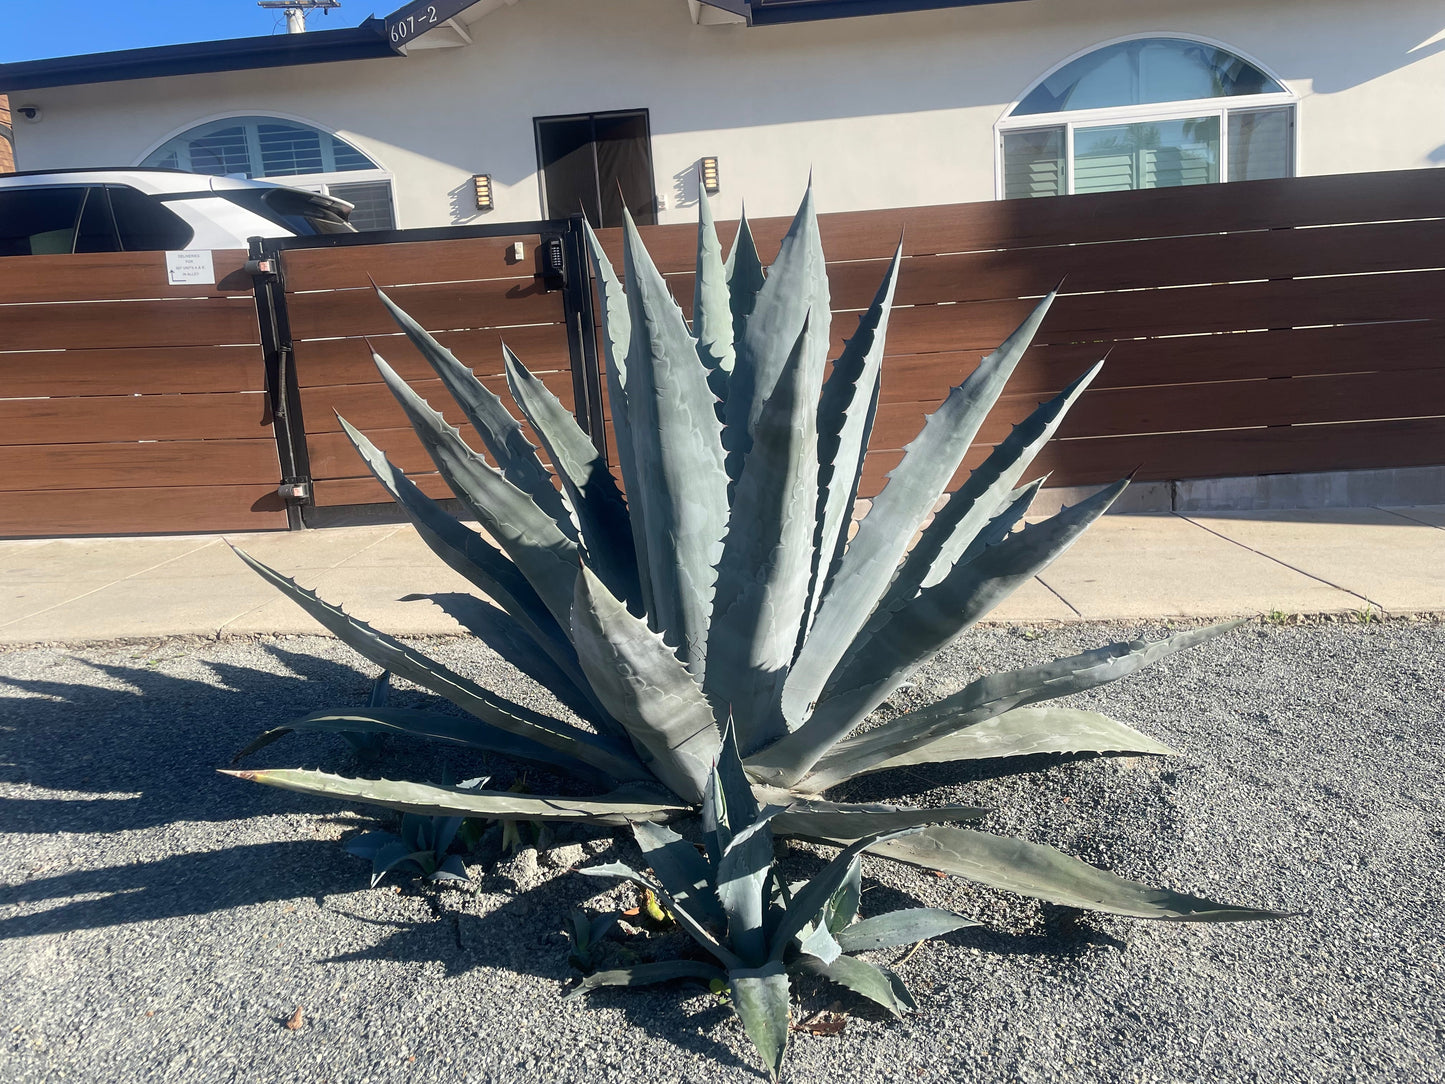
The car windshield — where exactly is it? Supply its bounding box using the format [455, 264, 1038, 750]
[216, 187, 356, 235]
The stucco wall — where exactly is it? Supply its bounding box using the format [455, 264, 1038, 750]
[10, 0, 1444, 227]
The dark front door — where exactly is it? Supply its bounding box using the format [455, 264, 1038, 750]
[535, 110, 657, 228]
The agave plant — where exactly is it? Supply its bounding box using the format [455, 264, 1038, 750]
[569, 724, 973, 1081]
[224, 183, 1278, 925]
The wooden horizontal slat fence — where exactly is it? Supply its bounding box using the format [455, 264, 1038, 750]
[0, 250, 286, 537]
[279, 234, 578, 509]
[600, 168, 1445, 492]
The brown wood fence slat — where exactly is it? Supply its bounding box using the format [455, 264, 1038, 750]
[598, 168, 1445, 267]
[301, 371, 575, 435]
[0, 346, 265, 398]
[0, 392, 273, 447]
[3, 297, 260, 351]
[290, 327, 575, 387]
[282, 235, 541, 291]
[0, 486, 288, 537]
[0, 438, 283, 491]
[312, 472, 455, 509]
[284, 278, 563, 340]
[0, 249, 253, 303]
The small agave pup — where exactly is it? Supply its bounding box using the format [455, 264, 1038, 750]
[569, 724, 974, 1082]
[226, 183, 1281, 926]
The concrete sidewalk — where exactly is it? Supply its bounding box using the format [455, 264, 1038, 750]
[2, 506, 1443, 645]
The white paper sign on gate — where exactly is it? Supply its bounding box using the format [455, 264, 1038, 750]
[165, 250, 216, 286]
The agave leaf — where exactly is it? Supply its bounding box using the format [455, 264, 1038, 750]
[869, 826, 1289, 921]
[782, 291, 1059, 729]
[571, 566, 721, 804]
[725, 209, 766, 375]
[725, 186, 829, 485]
[706, 317, 820, 752]
[824, 856, 862, 935]
[631, 819, 725, 929]
[431, 813, 465, 856]
[342, 830, 395, 861]
[804, 622, 1239, 790]
[336, 417, 594, 703]
[795, 910, 842, 965]
[805, 244, 900, 638]
[704, 716, 761, 869]
[582, 219, 655, 622]
[753, 478, 1127, 787]
[619, 209, 730, 676]
[373, 286, 574, 535]
[564, 960, 727, 1001]
[580, 860, 743, 969]
[229, 548, 646, 783]
[797, 953, 915, 1019]
[694, 185, 736, 379]
[368, 840, 422, 886]
[369, 351, 581, 631]
[833, 908, 977, 954]
[764, 796, 990, 843]
[859, 706, 1173, 774]
[432, 854, 471, 884]
[768, 827, 926, 959]
[231, 708, 612, 784]
[222, 769, 685, 826]
[727, 962, 791, 1083]
[716, 806, 787, 968]
[887, 362, 1102, 604]
[502, 345, 643, 613]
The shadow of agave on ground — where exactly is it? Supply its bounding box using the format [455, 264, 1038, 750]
[0, 839, 360, 940]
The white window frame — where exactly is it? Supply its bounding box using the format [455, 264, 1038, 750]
[135, 110, 399, 228]
[994, 33, 1301, 200]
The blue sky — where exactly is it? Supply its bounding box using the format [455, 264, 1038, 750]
[0, 0, 373, 64]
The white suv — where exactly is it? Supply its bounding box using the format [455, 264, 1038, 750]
[0, 168, 357, 256]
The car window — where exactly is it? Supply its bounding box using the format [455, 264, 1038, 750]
[106, 185, 194, 251]
[74, 188, 122, 253]
[0, 187, 85, 256]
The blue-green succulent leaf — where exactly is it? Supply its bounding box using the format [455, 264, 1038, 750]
[869, 826, 1290, 921]
[716, 806, 787, 968]
[706, 317, 819, 752]
[765, 796, 990, 842]
[565, 961, 727, 1001]
[431, 854, 471, 884]
[727, 962, 791, 1083]
[373, 286, 574, 535]
[802, 622, 1238, 790]
[833, 908, 977, 953]
[228, 548, 644, 783]
[232, 707, 612, 784]
[725, 186, 829, 487]
[571, 565, 721, 804]
[694, 185, 736, 379]
[754, 477, 1127, 787]
[797, 953, 915, 1018]
[582, 219, 655, 621]
[580, 860, 742, 969]
[368, 351, 580, 632]
[806, 244, 900, 639]
[782, 291, 1059, 729]
[619, 208, 730, 676]
[223, 769, 684, 827]
[337, 417, 593, 706]
[725, 209, 766, 371]
[503, 345, 643, 613]
[631, 819, 725, 929]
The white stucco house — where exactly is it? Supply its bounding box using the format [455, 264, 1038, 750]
[1, 0, 1442, 231]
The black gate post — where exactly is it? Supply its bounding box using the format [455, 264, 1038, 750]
[247, 236, 314, 531]
[556, 215, 607, 457]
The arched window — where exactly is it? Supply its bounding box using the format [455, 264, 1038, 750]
[142, 115, 396, 230]
[997, 37, 1297, 199]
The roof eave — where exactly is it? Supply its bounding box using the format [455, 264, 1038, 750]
[0, 18, 397, 94]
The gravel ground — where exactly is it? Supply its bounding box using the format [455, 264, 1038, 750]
[1, 619, 1442, 1084]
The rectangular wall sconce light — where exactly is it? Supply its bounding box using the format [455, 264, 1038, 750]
[473, 173, 494, 212]
[700, 157, 720, 195]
